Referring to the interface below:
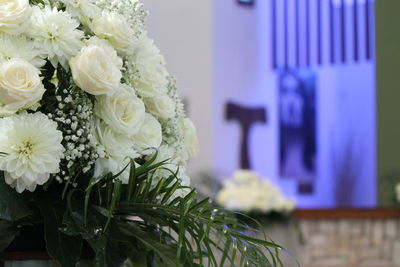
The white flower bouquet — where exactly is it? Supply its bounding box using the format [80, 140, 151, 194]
[0, 0, 282, 266]
[217, 170, 295, 216]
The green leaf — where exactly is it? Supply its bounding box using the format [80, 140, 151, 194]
[0, 173, 32, 221]
[0, 220, 18, 252]
[37, 199, 82, 267]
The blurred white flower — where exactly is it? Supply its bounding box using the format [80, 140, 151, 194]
[28, 6, 84, 68]
[94, 84, 145, 137]
[91, 10, 136, 55]
[179, 118, 199, 159]
[94, 120, 139, 184]
[132, 113, 162, 154]
[0, 0, 31, 34]
[216, 170, 295, 213]
[0, 58, 45, 116]
[0, 34, 45, 67]
[145, 94, 176, 120]
[71, 37, 122, 96]
[0, 112, 64, 193]
[131, 34, 168, 97]
[396, 183, 400, 203]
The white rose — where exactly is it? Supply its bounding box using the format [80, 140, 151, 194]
[145, 95, 175, 120]
[91, 10, 136, 55]
[0, 0, 31, 34]
[133, 113, 162, 154]
[131, 34, 168, 97]
[70, 38, 122, 96]
[94, 120, 139, 184]
[94, 84, 145, 137]
[0, 58, 44, 116]
[179, 118, 199, 158]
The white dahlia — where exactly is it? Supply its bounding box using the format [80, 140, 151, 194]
[0, 112, 64, 193]
[0, 34, 45, 68]
[28, 6, 84, 68]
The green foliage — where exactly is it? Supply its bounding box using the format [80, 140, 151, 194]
[0, 153, 283, 266]
[0, 173, 32, 221]
[0, 220, 19, 252]
[37, 199, 83, 267]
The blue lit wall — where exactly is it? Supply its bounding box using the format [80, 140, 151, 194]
[213, 0, 376, 208]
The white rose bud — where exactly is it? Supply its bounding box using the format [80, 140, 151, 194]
[94, 84, 145, 137]
[145, 94, 175, 120]
[132, 34, 168, 97]
[0, 59, 45, 116]
[133, 113, 162, 154]
[91, 10, 136, 55]
[0, 0, 31, 34]
[70, 37, 122, 95]
[179, 118, 199, 158]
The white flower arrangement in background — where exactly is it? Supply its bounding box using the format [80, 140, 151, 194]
[395, 183, 400, 203]
[217, 170, 295, 213]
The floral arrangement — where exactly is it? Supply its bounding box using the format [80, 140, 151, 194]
[396, 183, 400, 203]
[0, 0, 283, 266]
[217, 170, 295, 214]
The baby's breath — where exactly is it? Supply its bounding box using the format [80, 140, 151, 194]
[50, 85, 98, 182]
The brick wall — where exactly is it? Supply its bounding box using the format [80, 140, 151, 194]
[270, 219, 400, 267]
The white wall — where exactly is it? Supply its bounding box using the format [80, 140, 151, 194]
[143, 0, 214, 175]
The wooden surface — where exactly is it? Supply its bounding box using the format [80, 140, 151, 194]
[294, 208, 400, 219]
[3, 250, 94, 261]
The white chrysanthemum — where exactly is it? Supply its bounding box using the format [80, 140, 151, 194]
[0, 34, 45, 67]
[28, 6, 84, 68]
[60, 0, 100, 20]
[0, 112, 64, 193]
[94, 120, 139, 183]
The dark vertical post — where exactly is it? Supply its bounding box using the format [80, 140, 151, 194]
[341, 0, 346, 63]
[365, 0, 371, 60]
[353, 0, 359, 61]
[330, 0, 335, 64]
[317, 0, 323, 65]
[295, 0, 300, 67]
[284, 0, 289, 70]
[272, 0, 277, 69]
[306, 0, 311, 66]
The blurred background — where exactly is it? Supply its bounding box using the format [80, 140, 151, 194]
[144, 0, 400, 266]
